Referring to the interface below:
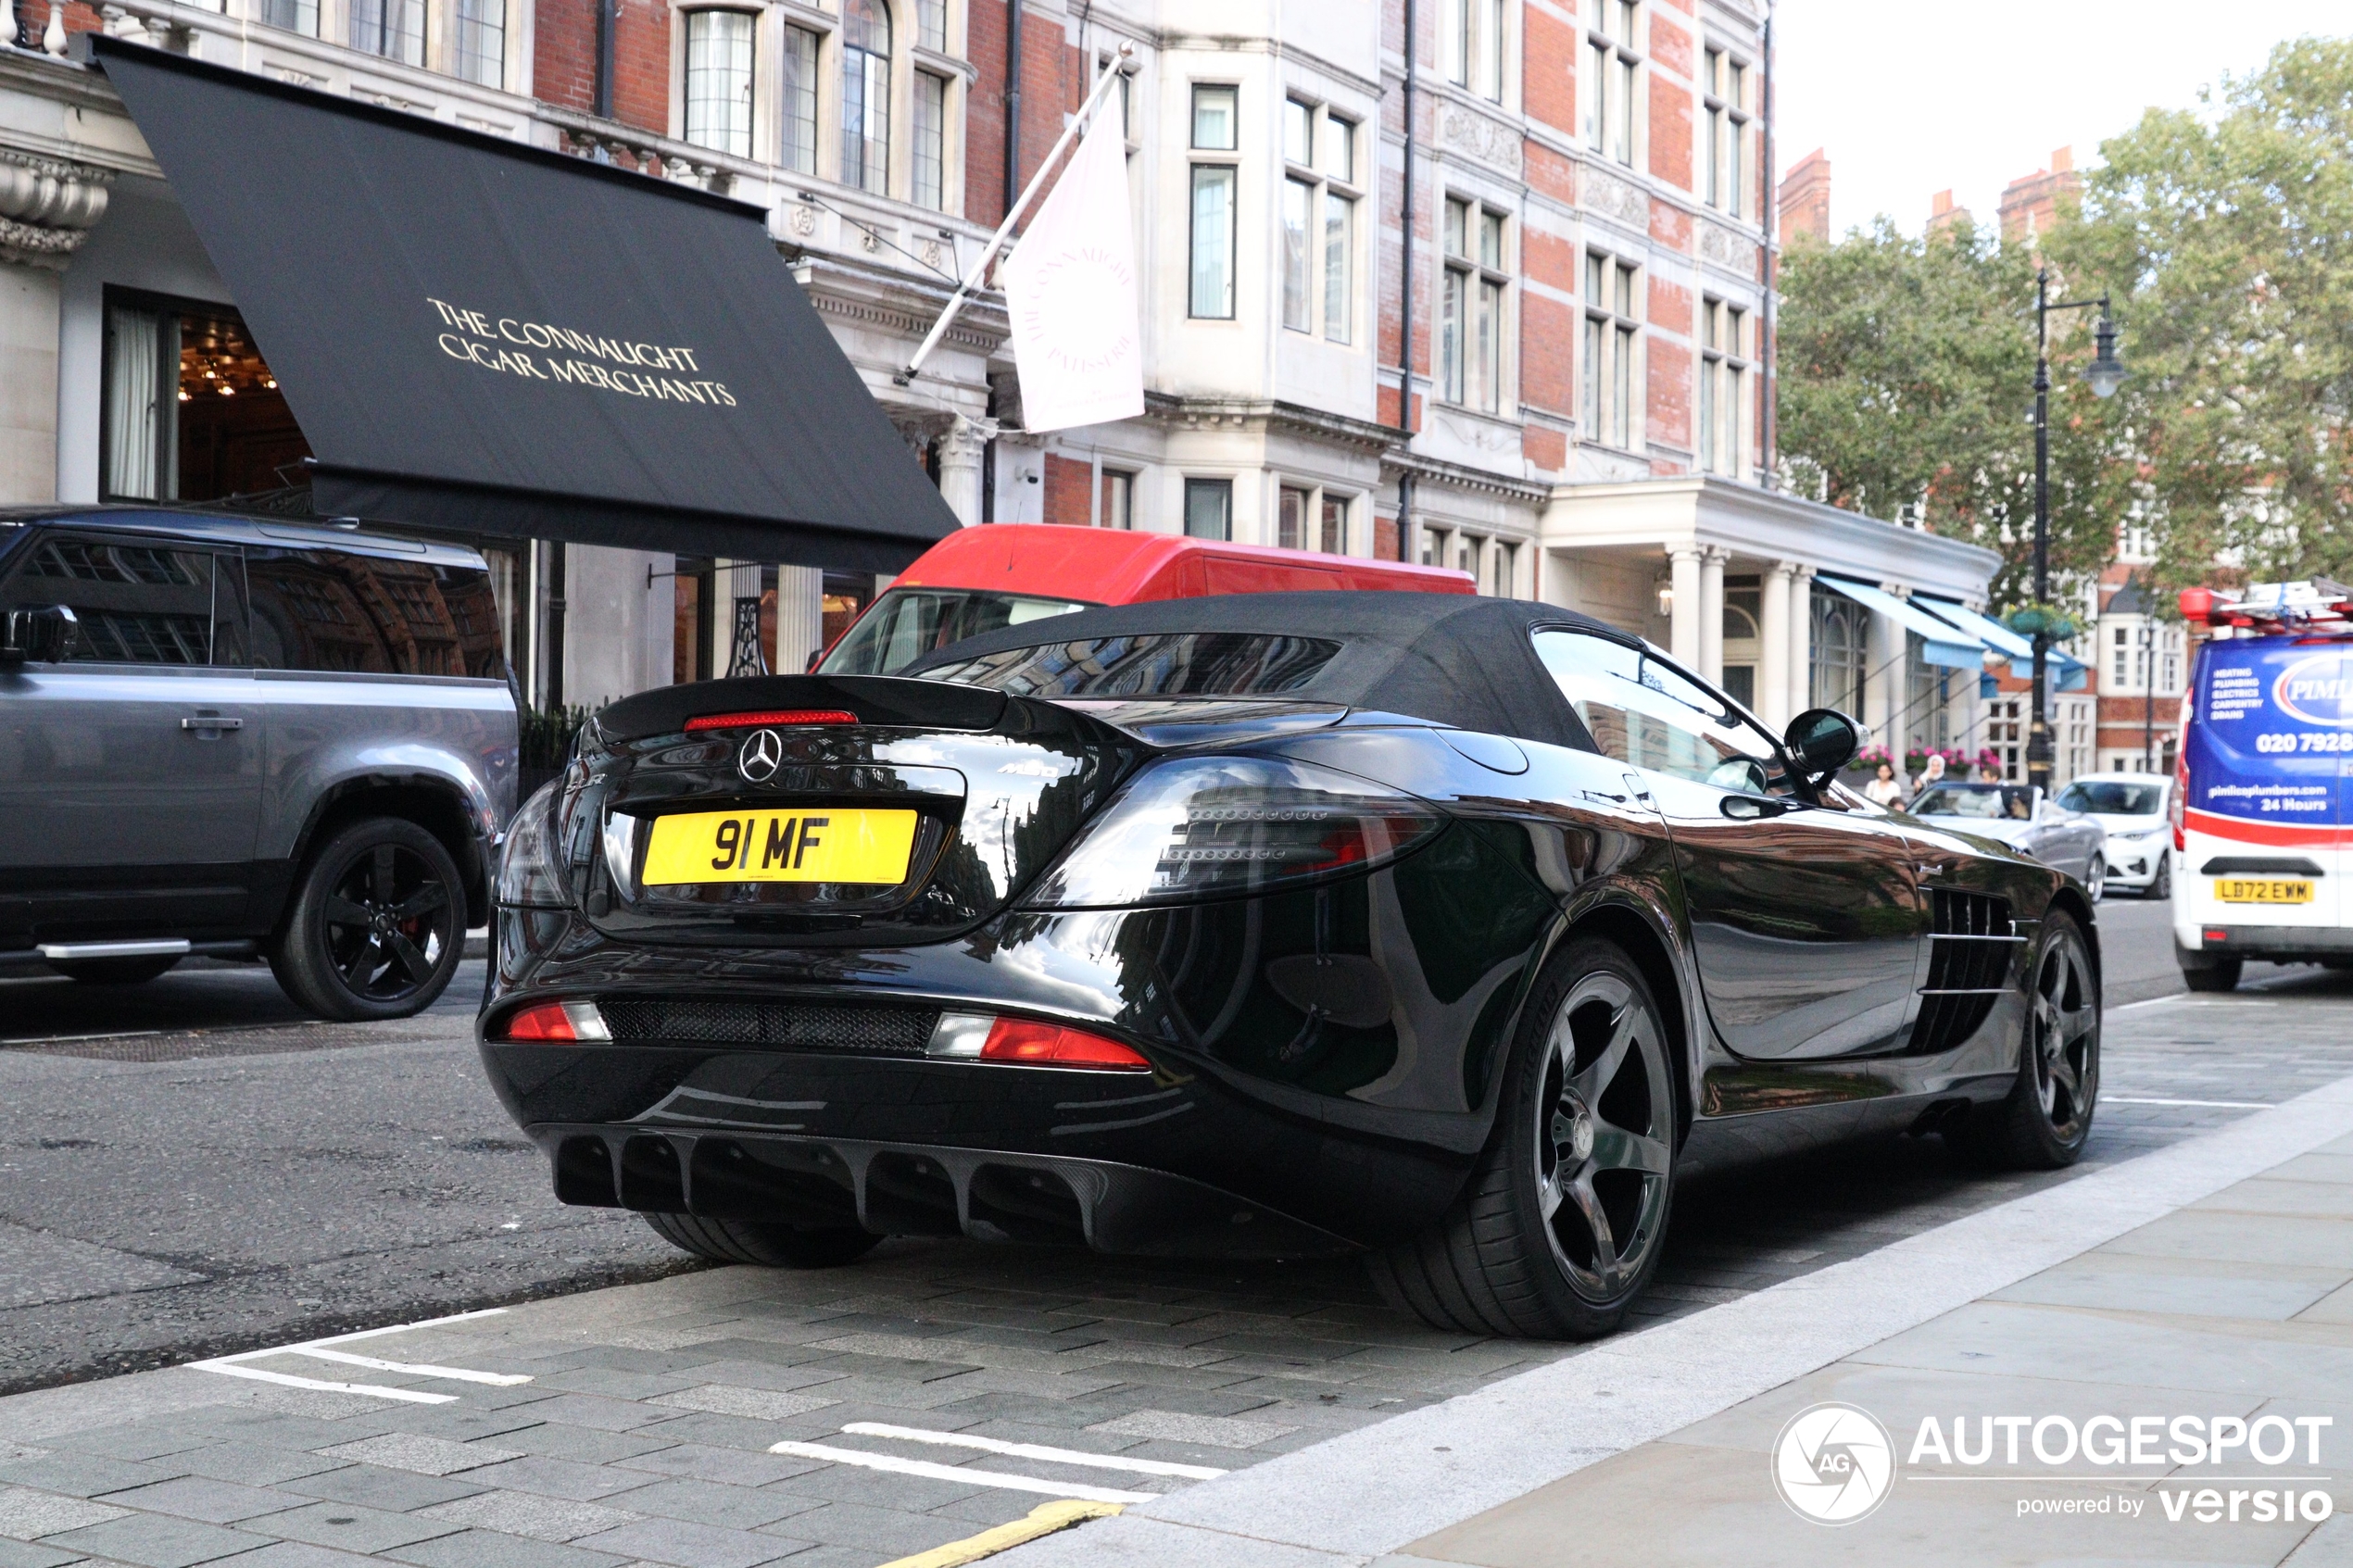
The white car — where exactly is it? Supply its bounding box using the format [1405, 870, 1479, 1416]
[2057, 774, 2175, 898]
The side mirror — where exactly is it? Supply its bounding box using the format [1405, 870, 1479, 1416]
[1783, 708, 1862, 783]
[0, 605, 76, 666]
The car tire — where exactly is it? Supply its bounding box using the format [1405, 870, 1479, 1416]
[270, 817, 465, 1022]
[2085, 855, 2106, 904]
[642, 1212, 882, 1268]
[2147, 852, 2171, 901]
[2183, 957, 2241, 993]
[1955, 909, 2099, 1170]
[1367, 936, 1677, 1340]
[50, 955, 181, 985]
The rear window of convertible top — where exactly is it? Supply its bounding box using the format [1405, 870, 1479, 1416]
[921, 632, 1342, 698]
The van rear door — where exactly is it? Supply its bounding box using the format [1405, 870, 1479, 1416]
[2180, 638, 2348, 935]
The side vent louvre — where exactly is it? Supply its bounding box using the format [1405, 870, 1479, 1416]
[1910, 890, 2019, 1054]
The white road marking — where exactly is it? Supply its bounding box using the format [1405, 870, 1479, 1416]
[2105, 1096, 2275, 1109]
[188, 1306, 523, 1402]
[766, 1440, 1158, 1504]
[840, 1423, 1228, 1480]
[2108, 995, 2184, 1012]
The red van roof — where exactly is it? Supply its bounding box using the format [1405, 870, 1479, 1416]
[891, 524, 1475, 604]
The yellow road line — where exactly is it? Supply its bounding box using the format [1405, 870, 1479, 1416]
[872, 1499, 1124, 1568]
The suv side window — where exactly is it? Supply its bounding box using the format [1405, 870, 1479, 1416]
[1, 534, 238, 667]
[248, 547, 507, 679]
[1532, 628, 1791, 795]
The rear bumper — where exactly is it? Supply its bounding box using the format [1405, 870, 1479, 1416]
[2190, 924, 2353, 960]
[529, 1121, 1356, 1258]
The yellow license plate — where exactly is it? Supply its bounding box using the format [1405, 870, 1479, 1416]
[2214, 877, 2314, 904]
[642, 809, 918, 885]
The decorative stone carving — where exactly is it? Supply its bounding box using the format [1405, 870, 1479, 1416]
[789, 202, 816, 236]
[1438, 103, 1522, 175]
[0, 149, 113, 272]
[1434, 408, 1517, 454]
[1583, 166, 1648, 230]
[1698, 219, 1759, 274]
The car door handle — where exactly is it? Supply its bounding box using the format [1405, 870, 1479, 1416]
[180, 714, 244, 731]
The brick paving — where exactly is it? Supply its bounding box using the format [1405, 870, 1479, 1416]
[0, 972, 2342, 1567]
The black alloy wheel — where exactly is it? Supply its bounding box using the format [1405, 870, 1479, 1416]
[1370, 937, 1678, 1339]
[643, 1212, 882, 1268]
[271, 817, 464, 1022]
[1955, 909, 2100, 1168]
[50, 955, 181, 985]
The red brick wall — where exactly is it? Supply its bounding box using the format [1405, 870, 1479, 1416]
[1374, 513, 1401, 561]
[609, 1, 671, 133]
[1521, 292, 1576, 418]
[1523, 425, 1567, 470]
[1523, 3, 1577, 137]
[963, 4, 1082, 230]
[1042, 453, 1093, 525]
[1646, 68, 1691, 193]
[535, 0, 598, 114]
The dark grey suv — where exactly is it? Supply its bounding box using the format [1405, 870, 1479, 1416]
[0, 508, 517, 1019]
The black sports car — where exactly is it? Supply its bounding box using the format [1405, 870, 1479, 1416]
[479, 593, 2099, 1339]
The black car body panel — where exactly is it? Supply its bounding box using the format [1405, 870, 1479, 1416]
[479, 593, 2087, 1258]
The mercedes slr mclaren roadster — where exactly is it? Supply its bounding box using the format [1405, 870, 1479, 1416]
[478, 594, 2099, 1339]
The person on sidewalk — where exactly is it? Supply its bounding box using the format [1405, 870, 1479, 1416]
[1864, 760, 1906, 808]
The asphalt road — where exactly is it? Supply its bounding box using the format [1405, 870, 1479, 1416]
[0, 891, 2304, 1400]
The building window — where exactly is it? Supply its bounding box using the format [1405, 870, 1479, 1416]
[1100, 468, 1135, 529]
[913, 72, 949, 209]
[1185, 478, 1233, 541]
[1583, 252, 1639, 447]
[1189, 86, 1239, 320]
[452, 0, 505, 87]
[684, 10, 755, 159]
[841, 0, 892, 194]
[1703, 47, 1750, 218]
[1811, 589, 1866, 716]
[1493, 540, 1518, 597]
[1419, 526, 1452, 569]
[1441, 199, 1507, 411]
[1440, 0, 1508, 102]
[1581, 0, 1640, 167]
[1321, 494, 1349, 554]
[1698, 297, 1747, 475]
[781, 25, 819, 175]
[915, 0, 946, 52]
[350, 0, 423, 67]
[102, 294, 310, 507]
[1279, 102, 1359, 342]
[261, 0, 318, 37]
[1278, 484, 1313, 549]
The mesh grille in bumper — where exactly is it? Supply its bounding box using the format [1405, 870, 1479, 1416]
[598, 998, 940, 1055]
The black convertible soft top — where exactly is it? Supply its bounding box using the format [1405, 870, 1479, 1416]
[904, 591, 1630, 751]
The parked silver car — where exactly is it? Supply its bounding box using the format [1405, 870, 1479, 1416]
[0, 507, 517, 1018]
[1907, 781, 2108, 900]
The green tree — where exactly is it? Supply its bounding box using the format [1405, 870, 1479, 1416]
[2049, 36, 2353, 592]
[1775, 219, 2117, 608]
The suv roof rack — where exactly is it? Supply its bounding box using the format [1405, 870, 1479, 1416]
[2181, 579, 2353, 636]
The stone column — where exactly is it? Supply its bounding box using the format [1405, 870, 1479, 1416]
[1789, 567, 1816, 718]
[1667, 546, 1703, 670]
[937, 413, 996, 527]
[773, 565, 825, 672]
[1867, 595, 1906, 752]
[1697, 546, 1728, 684]
[1759, 560, 1795, 730]
[1, 151, 112, 505]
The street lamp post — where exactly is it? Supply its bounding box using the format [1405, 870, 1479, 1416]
[2027, 269, 2128, 795]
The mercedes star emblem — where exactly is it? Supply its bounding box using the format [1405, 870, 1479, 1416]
[737, 728, 785, 783]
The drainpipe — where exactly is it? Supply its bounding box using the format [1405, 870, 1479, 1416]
[1395, 0, 1417, 558]
[1757, 0, 1777, 488]
[593, 0, 616, 119]
[1003, 0, 1025, 218]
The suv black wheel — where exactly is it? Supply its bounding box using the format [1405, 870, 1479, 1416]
[1369, 937, 1677, 1339]
[643, 1212, 882, 1268]
[271, 817, 464, 1021]
[1956, 909, 2099, 1169]
[51, 955, 181, 985]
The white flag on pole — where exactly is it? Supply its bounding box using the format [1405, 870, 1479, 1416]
[997, 110, 1142, 433]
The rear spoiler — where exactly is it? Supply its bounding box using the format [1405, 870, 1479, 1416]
[596, 675, 1007, 743]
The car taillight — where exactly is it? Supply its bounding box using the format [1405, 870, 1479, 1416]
[923, 1010, 1150, 1070]
[497, 1000, 611, 1042]
[1021, 756, 1442, 909]
[684, 709, 859, 732]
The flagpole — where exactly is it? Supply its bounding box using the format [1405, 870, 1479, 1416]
[896, 41, 1134, 385]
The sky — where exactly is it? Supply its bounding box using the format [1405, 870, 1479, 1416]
[1772, 0, 2351, 239]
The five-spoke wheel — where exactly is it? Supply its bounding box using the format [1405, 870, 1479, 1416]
[1956, 909, 2099, 1168]
[271, 817, 465, 1021]
[1534, 969, 1675, 1305]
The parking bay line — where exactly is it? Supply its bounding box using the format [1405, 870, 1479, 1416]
[187, 1306, 526, 1403]
[839, 1423, 1227, 1480]
[767, 1440, 1160, 1505]
[2105, 1096, 2276, 1109]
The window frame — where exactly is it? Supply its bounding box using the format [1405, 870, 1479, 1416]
[838, 0, 893, 195]
[1440, 0, 1511, 103]
[1183, 476, 1235, 541]
[1279, 97, 1362, 344]
[1582, 250, 1642, 449]
[1698, 296, 1749, 476]
[1580, 0, 1642, 168]
[1702, 45, 1751, 219]
[1441, 196, 1511, 413]
[682, 6, 758, 160]
[1188, 84, 1241, 321]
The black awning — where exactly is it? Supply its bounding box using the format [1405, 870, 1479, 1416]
[87, 36, 957, 573]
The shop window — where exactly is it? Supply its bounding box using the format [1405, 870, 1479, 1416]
[350, 0, 425, 67]
[686, 10, 756, 159]
[842, 0, 892, 194]
[1184, 478, 1232, 541]
[453, 0, 505, 88]
[102, 293, 311, 507]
